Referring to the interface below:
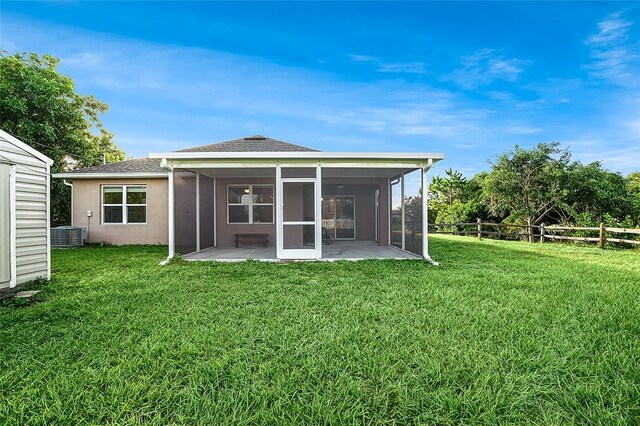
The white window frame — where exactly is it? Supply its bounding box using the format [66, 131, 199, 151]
[227, 184, 274, 224]
[101, 185, 147, 225]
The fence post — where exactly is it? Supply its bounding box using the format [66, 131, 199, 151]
[599, 222, 606, 249]
[540, 223, 545, 243]
[477, 218, 482, 240]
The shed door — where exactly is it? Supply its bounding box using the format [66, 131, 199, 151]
[0, 163, 12, 287]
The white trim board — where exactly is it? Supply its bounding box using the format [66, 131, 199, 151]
[150, 151, 445, 161]
[52, 172, 168, 179]
[9, 164, 17, 288]
[0, 129, 54, 166]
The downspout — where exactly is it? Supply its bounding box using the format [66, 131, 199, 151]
[160, 159, 175, 265]
[63, 179, 73, 226]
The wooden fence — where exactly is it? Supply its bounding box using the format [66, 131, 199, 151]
[429, 219, 640, 248]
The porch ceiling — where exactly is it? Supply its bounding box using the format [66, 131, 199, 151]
[179, 167, 418, 179]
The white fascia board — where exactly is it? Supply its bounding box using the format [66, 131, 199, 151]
[149, 151, 445, 161]
[52, 172, 168, 179]
[0, 129, 54, 166]
[167, 160, 427, 170]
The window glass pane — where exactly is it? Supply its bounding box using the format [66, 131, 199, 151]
[127, 206, 146, 223]
[229, 186, 250, 204]
[229, 205, 249, 223]
[103, 187, 123, 204]
[253, 205, 273, 223]
[252, 186, 273, 204]
[335, 197, 355, 239]
[104, 206, 123, 223]
[127, 186, 146, 204]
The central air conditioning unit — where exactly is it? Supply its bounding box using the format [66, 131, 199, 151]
[51, 226, 86, 248]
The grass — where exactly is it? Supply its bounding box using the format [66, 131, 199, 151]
[1, 236, 639, 424]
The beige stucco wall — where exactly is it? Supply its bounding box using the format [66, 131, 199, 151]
[71, 178, 168, 245]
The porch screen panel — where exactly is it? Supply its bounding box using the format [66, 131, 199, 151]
[199, 175, 215, 250]
[174, 171, 197, 254]
[403, 170, 423, 256]
[390, 178, 402, 248]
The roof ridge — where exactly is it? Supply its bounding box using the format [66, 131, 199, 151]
[176, 135, 319, 153]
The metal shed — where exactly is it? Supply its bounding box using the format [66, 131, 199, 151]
[0, 129, 53, 289]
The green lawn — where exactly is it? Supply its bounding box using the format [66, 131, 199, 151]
[1, 236, 639, 424]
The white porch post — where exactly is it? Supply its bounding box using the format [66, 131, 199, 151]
[168, 169, 175, 258]
[421, 165, 429, 259]
[195, 171, 200, 252]
[213, 177, 217, 247]
[275, 164, 282, 259]
[387, 178, 391, 246]
[400, 172, 405, 251]
[316, 163, 322, 259]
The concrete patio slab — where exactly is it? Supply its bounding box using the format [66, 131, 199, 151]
[182, 241, 421, 261]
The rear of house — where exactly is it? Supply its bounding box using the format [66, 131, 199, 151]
[55, 135, 444, 262]
[58, 158, 169, 245]
[0, 129, 53, 289]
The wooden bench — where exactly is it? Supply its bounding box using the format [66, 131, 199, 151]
[234, 233, 269, 248]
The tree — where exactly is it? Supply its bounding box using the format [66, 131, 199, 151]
[430, 168, 467, 206]
[427, 169, 491, 226]
[564, 162, 633, 225]
[484, 142, 570, 231]
[0, 51, 125, 224]
[627, 172, 640, 226]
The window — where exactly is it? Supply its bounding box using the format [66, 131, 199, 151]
[228, 185, 274, 224]
[102, 185, 147, 224]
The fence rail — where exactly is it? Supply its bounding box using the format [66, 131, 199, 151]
[429, 220, 640, 248]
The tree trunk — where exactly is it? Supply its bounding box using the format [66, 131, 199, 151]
[527, 217, 533, 243]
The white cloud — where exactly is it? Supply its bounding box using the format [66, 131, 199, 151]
[447, 48, 530, 89]
[584, 11, 639, 87]
[506, 125, 542, 135]
[573, 144, 640, 173]
[348, 53, 426, 74]
[586, 12, 632, 45]
[348, 54, 377, 62]
[377, 62, 426, 74]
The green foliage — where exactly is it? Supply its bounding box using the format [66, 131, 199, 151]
[429, 170, 494, 225]
[434, 200, 482, 225]
[0, 51, 125, 224]
[1, 241, 639, 423]
[564, 162, 634, 224]
[484, 142, 570, 226]
[430, 168, 467, 206]
[627, 172, 640, 226]
[428, 146, 639, 229]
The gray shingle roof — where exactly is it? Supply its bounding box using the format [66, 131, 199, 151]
[176, 135, 318, 153]
[62, 158, 166, 175]
[63, 135, 317, 175]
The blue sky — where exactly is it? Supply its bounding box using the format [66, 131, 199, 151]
[2, 1, 639, 175]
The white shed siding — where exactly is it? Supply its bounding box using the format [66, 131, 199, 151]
[0, 131, 51, 288]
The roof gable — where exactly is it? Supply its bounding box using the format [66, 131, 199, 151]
[176, 135, 318, 153]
